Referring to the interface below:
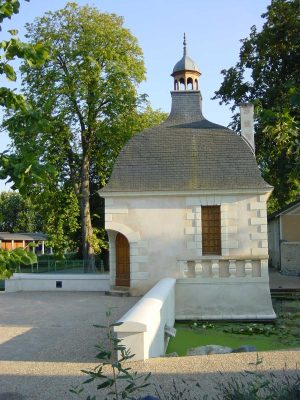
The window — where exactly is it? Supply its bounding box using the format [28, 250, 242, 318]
[187, 77, 193, 90]
[179, 78, 185, 90]
[201, 206, 221, 255]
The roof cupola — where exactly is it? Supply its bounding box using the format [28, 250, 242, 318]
[171, 34, 201, 91]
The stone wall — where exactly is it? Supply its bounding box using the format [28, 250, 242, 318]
[114, 278, 176, 361]
[5, 273, 110, 292]
[104, 191, 270, 295]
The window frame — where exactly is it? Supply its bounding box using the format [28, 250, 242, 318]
[201, 205, 222, 256]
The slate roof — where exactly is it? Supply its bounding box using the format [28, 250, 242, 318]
[102, 91, 271, 193]
[0, 232, 48, 241]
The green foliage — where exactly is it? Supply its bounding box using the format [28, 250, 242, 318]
[0, 245, 37, 279]
[0, 0, 49, 200]
[70, 309, 151, 400]
[0, 191, 41, 232]
[191, 322, 215, 329]
[33, 187, 80, 255]
[3, 3, 166, 263]
[0, 0, 48, 112]
[0, 150, 56, 196]
[213, 0, 300, 212]
[0, 190, 40, 280]
[222, 323, 284, 337]
[190, 320, 286, 337]
[0, 0, 24, 24]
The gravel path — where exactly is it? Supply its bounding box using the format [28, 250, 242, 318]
[1, 292, 300, 400]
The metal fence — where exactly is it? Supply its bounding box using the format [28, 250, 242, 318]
[18, 259, 107, 274]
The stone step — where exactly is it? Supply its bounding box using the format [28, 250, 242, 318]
[112, 285, 130, 292]
[105, 289, 130, 297]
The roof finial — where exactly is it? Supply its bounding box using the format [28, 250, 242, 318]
[183, 33, 187, 56]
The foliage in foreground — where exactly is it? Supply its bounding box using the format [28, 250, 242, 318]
[0, 0, 48, 111]
[156, 354, 300, 400]
[214, 355, 300, 400]
[0, 0, 50, 196]
[0, 245, 37, 279]
[70, 309, 151, 400]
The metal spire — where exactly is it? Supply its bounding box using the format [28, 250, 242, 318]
[183, 33, 187, 56]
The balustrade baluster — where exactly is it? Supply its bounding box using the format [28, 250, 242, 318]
[228, 260, 236, 277]
[245, 260, 252, 277]
[195, 261, 203, 277]
[211, 259, 219, 278]
[187, 260, 196, 278]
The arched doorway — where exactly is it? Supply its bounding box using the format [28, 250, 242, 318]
[115, 232, 130, 287]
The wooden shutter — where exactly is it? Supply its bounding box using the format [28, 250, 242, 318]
[201, 206, 221, 255]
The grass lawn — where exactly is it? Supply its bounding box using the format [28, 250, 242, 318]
[167, 298, 300, 355]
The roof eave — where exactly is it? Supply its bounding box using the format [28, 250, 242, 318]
[99, 186, 273, 198]
[268, 198, 300, 221]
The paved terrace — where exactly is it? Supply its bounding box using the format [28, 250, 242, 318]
[269, 267, 300, 289]
[1, 283, 300, 399]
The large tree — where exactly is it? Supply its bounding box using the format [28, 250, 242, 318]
[5, 3, 166, 268]
[213, 0, 300, 212]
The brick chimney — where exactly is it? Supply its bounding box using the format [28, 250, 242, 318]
[239, 103, 255, 153]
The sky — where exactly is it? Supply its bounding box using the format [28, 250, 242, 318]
[0, 0, 271, 190]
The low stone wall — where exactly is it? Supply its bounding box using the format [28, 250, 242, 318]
[176, 278, 276, 320]
[114, 278, 176, 361]
[176, 257, 275, 320]
[5, 273, 110, 292]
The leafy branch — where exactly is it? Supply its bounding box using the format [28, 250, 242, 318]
[70, 309, 151, 400]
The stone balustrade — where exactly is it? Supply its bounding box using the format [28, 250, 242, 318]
[179, 257, 268, 280]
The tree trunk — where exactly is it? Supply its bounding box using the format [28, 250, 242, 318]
[80, 152, 95, 272]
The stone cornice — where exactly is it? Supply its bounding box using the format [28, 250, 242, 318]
[99, 187, 272, 198]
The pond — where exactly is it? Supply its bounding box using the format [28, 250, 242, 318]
[166, 297, 300, 355]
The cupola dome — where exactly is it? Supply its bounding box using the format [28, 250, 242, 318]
[171, 34, 201, 91]
[172, 34, 200, 74]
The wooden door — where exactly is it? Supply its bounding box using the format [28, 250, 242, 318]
[115, 233, 130, 287]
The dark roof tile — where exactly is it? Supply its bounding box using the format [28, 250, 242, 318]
[102, 92, 271, 193]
